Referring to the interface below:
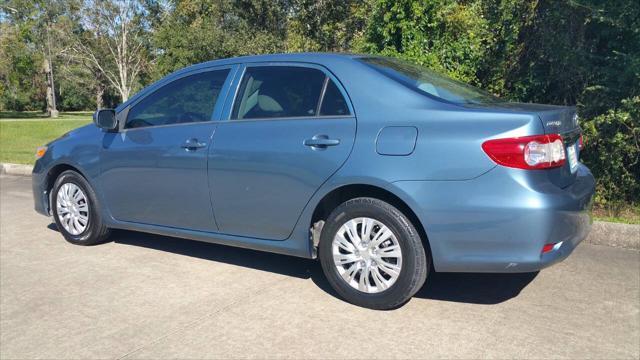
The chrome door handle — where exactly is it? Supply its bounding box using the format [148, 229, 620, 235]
[181, 138, 207, 151]
[304, 135, 340, 149]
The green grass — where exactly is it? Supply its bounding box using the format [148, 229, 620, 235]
[0, 112, 91, 164]
[592, 205, 640, 225]
[0, 111, 92, 121]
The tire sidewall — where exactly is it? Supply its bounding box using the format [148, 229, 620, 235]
[319, 198, 427, 309]
[52, 171, 104, 245]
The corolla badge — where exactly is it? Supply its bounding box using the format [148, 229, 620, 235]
[546, 120, 562, 127]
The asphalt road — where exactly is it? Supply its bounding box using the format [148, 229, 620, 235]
[1, 174, 639, 359]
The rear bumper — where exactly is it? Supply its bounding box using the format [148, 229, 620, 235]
[395, 163, 595, 273]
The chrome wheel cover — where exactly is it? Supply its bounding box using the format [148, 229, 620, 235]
[56, 183, 89, 235]
[332, 217, 403, 293]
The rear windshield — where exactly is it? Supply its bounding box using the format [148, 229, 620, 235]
[360, 57, 500, 104]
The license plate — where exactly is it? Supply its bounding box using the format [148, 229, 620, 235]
[567, 143, 579, 173]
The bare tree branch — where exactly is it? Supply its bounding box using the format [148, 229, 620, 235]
[63, 0, 148, 102]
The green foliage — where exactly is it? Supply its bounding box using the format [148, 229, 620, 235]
[287, 0, 368, 52]
[152, 0, 288, 78]
[0, 23, 45, 111]
[359, 0, 494, 84]
[581, 97, 639, 213]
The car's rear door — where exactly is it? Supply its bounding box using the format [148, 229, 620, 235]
[208, 63, 356, 240]
[99, 66, 235, 232]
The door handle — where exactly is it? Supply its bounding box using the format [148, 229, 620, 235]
[181, 138, 207, 151]
[304, 135, 340, 149]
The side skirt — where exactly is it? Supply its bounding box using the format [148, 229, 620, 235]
[107, 220, 313, 259]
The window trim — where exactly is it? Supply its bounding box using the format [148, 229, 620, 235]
[223, 62, 354, 123]
[315, 76, 330, 116]
[121, 65, 236, 131]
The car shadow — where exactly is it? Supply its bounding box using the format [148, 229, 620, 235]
[47, 224, 538, 306]
[413, 271, 538, 305]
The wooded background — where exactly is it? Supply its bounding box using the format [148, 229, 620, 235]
[0, 0, 638, 213]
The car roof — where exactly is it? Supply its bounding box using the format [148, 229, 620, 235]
[188, 52, 363, 67]
[174, 52, 371, 76]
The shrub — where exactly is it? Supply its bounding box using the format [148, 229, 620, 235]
[581, 97, 640, 215]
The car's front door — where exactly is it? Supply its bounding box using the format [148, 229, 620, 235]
[100, 67, 234, 232]
[209, 64, 356, 240]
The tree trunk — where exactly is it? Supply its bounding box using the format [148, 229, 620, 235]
[43, 57, 58, 118]
[120, 87, 129, 103]
[95, 84, 104, 110]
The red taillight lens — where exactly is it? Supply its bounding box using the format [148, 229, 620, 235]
[542, 242, 561, 254]
[482, 134, 566, 170]
[578, 134, 584, 149]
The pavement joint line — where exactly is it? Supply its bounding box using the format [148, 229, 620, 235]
[116, 277, 290, 360]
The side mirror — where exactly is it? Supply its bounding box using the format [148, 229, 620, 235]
[93, 109, 118, 131]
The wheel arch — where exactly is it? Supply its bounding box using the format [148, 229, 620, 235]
[310, 183, 432, 258]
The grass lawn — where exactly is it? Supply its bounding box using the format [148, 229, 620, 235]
[0, 112, 91, 165]
[592, 205, 640, 225]
[0, 111, 93, 121]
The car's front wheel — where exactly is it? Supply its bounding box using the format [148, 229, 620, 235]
[52, 170, 111, 245]
[319, 197, 429, 309]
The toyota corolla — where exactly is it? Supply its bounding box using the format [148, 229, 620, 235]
[32, 53, 595, 309]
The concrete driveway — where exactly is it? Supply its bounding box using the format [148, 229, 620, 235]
[1, 174, 638, 359]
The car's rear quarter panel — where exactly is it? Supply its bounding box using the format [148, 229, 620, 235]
[316, 57, 594, 271]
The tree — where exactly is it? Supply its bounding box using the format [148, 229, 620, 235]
[68, 0, 150, 102]
[358, 0, 494, 85]
[0, 22, 44, 111]
[152, 0, 288, 78]
[1, 0, 80, 116]
[286, 0, 369, 52]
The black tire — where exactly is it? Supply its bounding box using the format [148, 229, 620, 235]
[51, 170, 111, 245]
[319, 197, 429, 310]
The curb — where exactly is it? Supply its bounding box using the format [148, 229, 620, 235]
[586, 221, 640, 250]
[0, 163, 638, 250]
[0, 163, 32, 176]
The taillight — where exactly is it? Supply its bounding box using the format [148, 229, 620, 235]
[482, 134, 566, 170]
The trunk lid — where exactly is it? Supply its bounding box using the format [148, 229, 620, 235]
[485, 102, 579, 134]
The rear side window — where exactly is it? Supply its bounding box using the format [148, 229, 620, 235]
[232, 66, 351, 120]
[320, 80, 349, 116]
[360, 57, 499, 104]
[126, 69, 230, 129]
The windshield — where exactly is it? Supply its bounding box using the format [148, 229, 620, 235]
[360, 57, 500, 104]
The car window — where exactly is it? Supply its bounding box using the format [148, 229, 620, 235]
[320, 79, 350, 116]
[360, 57, 500, 104]
[126, 69, 230, 129]
[232, 66, 326, 120]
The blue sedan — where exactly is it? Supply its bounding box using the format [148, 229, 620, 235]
[32, 53, 595, 309]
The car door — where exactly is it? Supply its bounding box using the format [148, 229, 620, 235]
[99, 67, 234, 232]
[209, 63, 356, 240]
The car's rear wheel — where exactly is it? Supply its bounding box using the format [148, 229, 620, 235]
[52, 170, 111, 245]
[319, 197, 429, 309]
